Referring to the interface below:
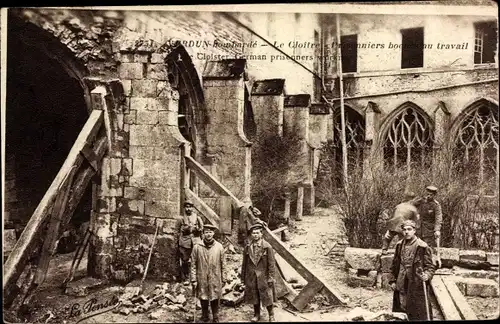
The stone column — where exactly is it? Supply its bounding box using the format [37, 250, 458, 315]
[202, 59, 252, 203]
[250, 79, 286, 139]
[309, 103, 330, 180]
[432, 101, 451, 179]
[283, 94, 314, 215]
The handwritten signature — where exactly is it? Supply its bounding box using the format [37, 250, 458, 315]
[69, 295, 120, 318]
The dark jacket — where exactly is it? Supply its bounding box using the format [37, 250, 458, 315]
[241, 240, 277, 307]
[390, 237, 435, 320]
[416, 198, 442, 246]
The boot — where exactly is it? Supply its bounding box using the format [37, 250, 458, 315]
[182, 262, 191, 285]
[210, 299, 220, 323]
[267, 305, 275, 322]
[251, 304, 261, 322]
[200, 300, 210, 323]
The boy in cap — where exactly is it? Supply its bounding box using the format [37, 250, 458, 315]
[190, 224, 227, 323]
[175, 199, 204, 284]
[241, 223, 277, 322]
[389, 219, 435, 320]
[381, 191, 420, 255]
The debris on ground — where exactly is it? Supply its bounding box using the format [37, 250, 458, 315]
[221, 268, 245, 307]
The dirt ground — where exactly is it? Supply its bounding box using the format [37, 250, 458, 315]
[7, 207, 498, 323]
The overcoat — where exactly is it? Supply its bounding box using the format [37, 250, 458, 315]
[390, 237, 435, 320]
[241, 240, 277, 307]
[190, 240, 226, 301]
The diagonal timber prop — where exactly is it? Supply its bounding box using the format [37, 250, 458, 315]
[183, 151, 348, 310]
[3, 110, 108, 306]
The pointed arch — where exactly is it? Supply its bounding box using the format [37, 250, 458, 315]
[379, 102, 434, 173]
[164, 43, 208, 162]
[450, 98, 499, 195]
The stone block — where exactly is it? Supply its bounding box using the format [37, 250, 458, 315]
[136, 111, 159, 125]
[460, 277, 499, 297]
[119, 63, 143, 80]
[486, 252, 499, 266]
[147, 64, 168, 80]
[347, 268, 377, 288]
[380, 254, 394, 273]
[439, 247, 460, 268]
[132, 80, 158, 97]
[65, 277, 105, 297]
[380, 272, 394, 289]
[134, 53, 150, 63]
[122, 158, 133, 176]
[151, 53, 166, 64]
[460, 249, 487, 262]
[124, 110, 137, 124]
[344, 247, 381, 271]
[156, 81, 172, 98]
[116, 198, 145, 216]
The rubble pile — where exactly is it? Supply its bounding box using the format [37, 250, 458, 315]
[221, 267, 245, 307]
[344, 307, 408, 321]
[113, 282, 190, 318]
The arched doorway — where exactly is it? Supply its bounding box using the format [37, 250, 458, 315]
[5, 16, 91, 250]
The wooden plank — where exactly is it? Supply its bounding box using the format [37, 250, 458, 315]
[272, 226, 288, 234]
[262, 227, 347, 305]
[443, 276, 478, 320]
[185, 188, 220, 227]
[3, 111, 104, 294]
[219, 196, 232, 235]
[292, 279, 324, 311]
[185, 156, 243, 208]
[275, 253, 307, 285]
[273, 261, 298, 302]
[430, 276, 462, 320]
[33, 167, 77, 287]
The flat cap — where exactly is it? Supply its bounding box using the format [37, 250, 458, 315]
[203, 224, 218, 231]
[426, 185, 438, 193]
[248, 223, 264, 233]
[401, 219, 417, 229]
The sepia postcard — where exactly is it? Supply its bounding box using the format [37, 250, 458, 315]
[2, 1, 499, 323]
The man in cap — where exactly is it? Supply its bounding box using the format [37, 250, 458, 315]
[389, 219, 435, 320]
[175, 199, 204, 284]
[381, 192, 420, 255]
[241, 223, 277, 322]
[190, 224, 227, 323]
[416, 186, 442, 245]
[238, 203, 267, 245]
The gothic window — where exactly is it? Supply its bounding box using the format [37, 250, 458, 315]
[382, 103, 433, 173]
[332, 106, 365, 185]
[453, 100, 499, 195]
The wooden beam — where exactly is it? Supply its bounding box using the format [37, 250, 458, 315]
[272, 226, 288, 234]
[262, 227, 347, 305]
[185, 188, 220, 227]
[292, 279, 324, 311]
[443, 276, 478, 320]
[3, 111, 104, 295]
[430, 276, 462, 320]
[185, 156, 243, 209]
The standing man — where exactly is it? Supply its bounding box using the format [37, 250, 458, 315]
[389, 220, 435, 320]
[175, 200, 204, 285]
[241, 223, 277, 322]
[416, 186, 442, 247]
[381, 192, 420, 255]
[190, 224, 227, 323]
